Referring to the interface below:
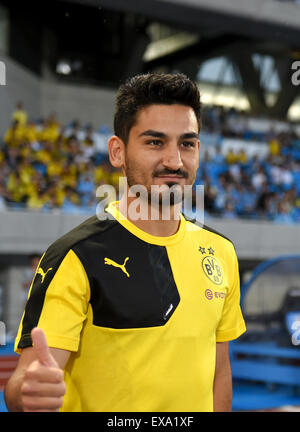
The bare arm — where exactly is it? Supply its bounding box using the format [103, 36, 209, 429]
[213, 341, 232, 412]
[4, 328, 71, 412]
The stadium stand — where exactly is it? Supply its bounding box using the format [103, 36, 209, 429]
[198, 106, 300, 223]
[0, 107, 122, 214]
[1, 103, 299, 224]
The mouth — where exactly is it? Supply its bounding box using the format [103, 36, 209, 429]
[155, 174, 184, 179]
[153, 170, 188, 181]
[154, 175, 185, 185]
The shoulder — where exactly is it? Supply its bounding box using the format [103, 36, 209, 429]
[184, 216, 238, 263]
[42, 213, 117, 268]
[184, 214, 234, 246]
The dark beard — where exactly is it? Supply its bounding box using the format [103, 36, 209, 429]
[124, 159, 187, 208]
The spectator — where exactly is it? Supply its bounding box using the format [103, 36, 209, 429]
[6, 169, 28, 205]
[225, 148, 238, 164]
[213, 175, 228, 214]
[80, 128, 97, 162]
[269, 136, 281, 157]
[27, 189, 46, 210]
[236, 149, 248, 165]
[281, 164, 294, 190]
[228, 163, 241, 183]
[239, 185, 257, 218]
[22, 120, 38, 145]
[274, 201, 294, 224]
[4, 120, 25, 148]
[213, 146, 225, 165]
[12, 102, 27, 127]
[94, 125, 110, 155]
[64, 120, 81, 140]
[77, 173, 95, 206]
[252, 166, 267, 191]
[5, 146, 20, 170]
[61, 186, 80, 213]
[37, 118, 60, 144]
[223, 202, 237, 219]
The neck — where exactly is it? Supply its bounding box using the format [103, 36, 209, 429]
[117, 194, 182, 237]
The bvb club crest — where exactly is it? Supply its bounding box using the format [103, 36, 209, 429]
[202, 256, 223, 285]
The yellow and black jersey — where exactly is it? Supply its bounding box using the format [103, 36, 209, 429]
[15, 201, 246, 412]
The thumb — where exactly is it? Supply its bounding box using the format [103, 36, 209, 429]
[31, 327, 57, 367]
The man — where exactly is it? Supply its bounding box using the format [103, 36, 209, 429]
[5, 73, 246, 412]
[12, 101, 28, 127]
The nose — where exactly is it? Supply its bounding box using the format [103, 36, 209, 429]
[162, 144, 183, 171]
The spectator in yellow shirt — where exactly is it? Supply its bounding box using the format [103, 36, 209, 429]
[4, 120, 25, 148]
[27, 190, 46, 210]
[94, 161, 112, 185]
[269, 137, 280, 156]
[37, 118, 60, 143]
[109, 169, 122, 190]
[23, 121, 38, 144]
[35, 141, 55, 165]
[47, 155, 64, 179]
[12, 102, 27, 127]
[60, 161, 78, 189]
[236, 149, 248, 165]
[225, 148, 238, 164]
[42, 182, 66, 208]
[20, 142, 33, 160]
[19, 158, 35, 185]
[25, 172, 45, 202]
[6, 171, 27, 203]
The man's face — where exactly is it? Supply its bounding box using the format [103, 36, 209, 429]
[122, 104, 200, 205]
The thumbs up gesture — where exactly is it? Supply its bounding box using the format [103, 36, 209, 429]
[20, 328, 66, 412]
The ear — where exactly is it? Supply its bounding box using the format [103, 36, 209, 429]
[108, 135, 125, 169]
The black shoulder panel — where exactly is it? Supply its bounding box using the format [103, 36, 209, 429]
[73, 222, 180, 329]
[18, 214, 116, 349]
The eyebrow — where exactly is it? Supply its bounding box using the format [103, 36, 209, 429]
[138, 130, 198, 139]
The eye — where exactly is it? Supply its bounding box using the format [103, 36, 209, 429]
[181, 141, 195, 148]
[147, 139, 163, 146]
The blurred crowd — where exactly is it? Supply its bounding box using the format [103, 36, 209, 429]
[0, 102, 122, 214]
[0, 102, 300, 223]
[198, 106, 300, 223]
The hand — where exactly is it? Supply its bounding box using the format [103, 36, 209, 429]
[20, 328, 66, 412]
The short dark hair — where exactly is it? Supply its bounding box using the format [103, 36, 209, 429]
[114, 72, 202, 144]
